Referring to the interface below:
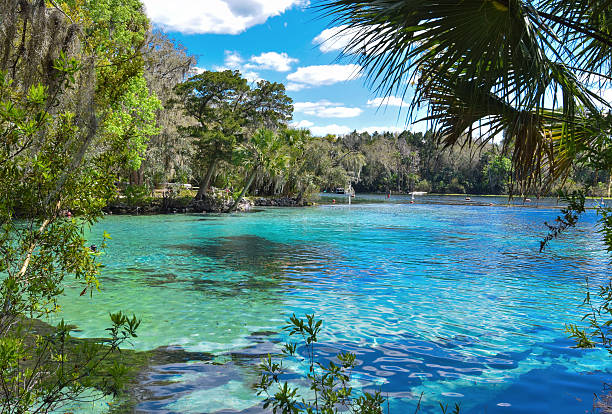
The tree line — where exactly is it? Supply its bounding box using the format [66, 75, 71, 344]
[316, 130, 611, 197]
[125, 58, 611, 202]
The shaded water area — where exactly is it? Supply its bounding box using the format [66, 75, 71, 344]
[54, 195, 611, 413]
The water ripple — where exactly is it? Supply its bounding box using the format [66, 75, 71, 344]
[52, 198, 612, 413]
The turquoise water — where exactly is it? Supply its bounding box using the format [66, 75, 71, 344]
[55, 196, 611, 413]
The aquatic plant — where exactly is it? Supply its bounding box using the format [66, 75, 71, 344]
[256, 313, 386, 414]
[256, 314, 463, 414]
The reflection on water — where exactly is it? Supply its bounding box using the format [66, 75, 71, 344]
[52, 197, 611, 413]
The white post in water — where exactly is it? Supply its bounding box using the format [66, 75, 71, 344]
[347, 181, 351, 206]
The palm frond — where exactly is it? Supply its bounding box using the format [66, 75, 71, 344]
[316, 0, 612, 184]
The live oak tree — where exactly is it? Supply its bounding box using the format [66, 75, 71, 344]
[174, 70, 293, 200]
[175, 70, 251, 199]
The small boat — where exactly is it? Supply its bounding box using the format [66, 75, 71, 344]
[334, 187, 345, 194]
[465, 197, 471, 201]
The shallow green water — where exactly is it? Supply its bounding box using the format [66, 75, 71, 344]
[55, 196, 611, 413]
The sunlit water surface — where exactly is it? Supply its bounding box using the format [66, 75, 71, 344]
[55, 196, 611, 413]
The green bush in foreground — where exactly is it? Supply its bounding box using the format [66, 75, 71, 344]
[256, 314, 461, 414]
[0, 0, 155, 411]
[256, 314, 386, 414]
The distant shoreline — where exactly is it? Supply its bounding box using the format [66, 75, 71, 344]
[101, 193, 610, 216]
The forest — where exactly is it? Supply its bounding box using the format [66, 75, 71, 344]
[119, 37, 612, 204]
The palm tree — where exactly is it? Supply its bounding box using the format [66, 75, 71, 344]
[227, 129, 289, 212]
[317, 0, 612, 192]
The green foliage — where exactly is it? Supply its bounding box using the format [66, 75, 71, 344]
[439, 402, 461, 414]
[174, 70, 293, 197]
[104, 75, 162, 171]
[82, 0, 149, 52]
[257, 315, 462, 414]
[539, 193, 612, 356]
[123, 184, 152, 206]
[0, 0, 154, 411]
[482, 155, 512, 194]
[540, 191, 586, 252]
[256, 314, 386, 414]
[565, 276, 612, 353]
[565, 203, 612, 353]
[272, 129, 602, 197]
[228, 128, 290, 211]
[0, 313, 140, 411]
[598, 206, 612, 256]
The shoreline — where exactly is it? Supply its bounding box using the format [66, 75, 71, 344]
[102, 196, 312, 215]
[100, 193, 612, 216]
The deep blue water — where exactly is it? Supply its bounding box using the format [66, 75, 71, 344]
[55, 195, 611, 413]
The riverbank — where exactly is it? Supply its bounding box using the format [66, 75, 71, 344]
[102, 191, 611, 215]
[103, 192, 311, 215]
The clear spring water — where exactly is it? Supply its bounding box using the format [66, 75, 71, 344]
[54, 195, 611, 413]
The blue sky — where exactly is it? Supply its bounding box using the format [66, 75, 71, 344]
[141, 0, 426, 136]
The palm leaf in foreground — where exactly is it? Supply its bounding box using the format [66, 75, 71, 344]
[316, 0, 612, 188]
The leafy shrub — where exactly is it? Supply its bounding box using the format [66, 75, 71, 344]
[415, 179, 432, 193]
[256, 314, 386, 414]
[447, 178, 465, 194]
[256, 315, 462, 414]
[124, 184, 152, 206]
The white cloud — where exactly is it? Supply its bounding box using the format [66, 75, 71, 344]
[313, 25, 354, 53]
[286, 82, 307, 91]
[290, 120, 314, 129]
[246, 52, 298, 72]
[224, 50, 244, 68]
[214, 50, 298, 82]
[310, 124, 353, 136]
[294, 100, 362, 118]
[286, 64, 362, 90]
[214, 51, 262, 83]
[306, 124, 406, 136]
[141, 0, 308, 35]
[188, 66, 206, 76]
[242, 71, 262, 83]
[318, 107, 363, 118]
[367, 96, 409, 108]
[313, 24, 387, 55]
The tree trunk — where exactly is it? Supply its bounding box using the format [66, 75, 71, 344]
[129, 167, 144, 186]
[196, 158, 218, 200]
[227, 169, 257, 213]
